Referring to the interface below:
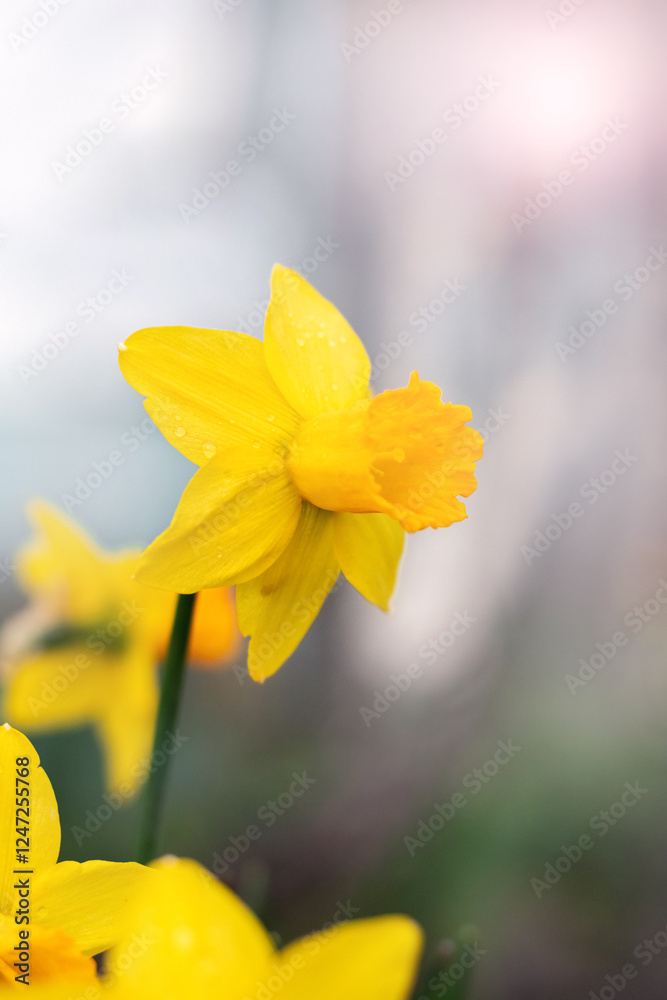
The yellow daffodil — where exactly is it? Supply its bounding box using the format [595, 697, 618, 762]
[47, 854, 419, 1000]
[1, 503, 240, 798]
[119, 266, 483, 681]
[0, 725, 147, 988]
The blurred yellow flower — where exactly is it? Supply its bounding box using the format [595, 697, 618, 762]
[119, 265, 483, 681]
[88, 855, 421, 1000]
[1, 503, 240, 798]
[0, 725, 148, 988]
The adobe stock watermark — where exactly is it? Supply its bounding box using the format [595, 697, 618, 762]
[359, 611, 477, 727]
[590, 919, 667, 1000]
[521, 449, 638, 566]
[235, 236, 340, 335]
[512, 117, 629, 232]
[62, 930, 156, 1000]
[241, 900, 361, 1000]
[555, 246, 667, 361]
[60, 417, 157, 513]
[341, 0, 413, 63]
[233, 573, 345, 684]
[546, 0, 590, 30]
[565, 578, 667, 694]
[213, 0, 245, 18]
[17, 268, 134, 384]
[404, 740, 521, 855]
[179, 107, 296, 222]
[26, 601, 146, 719]
[210, 771, 316, 875]
[530, 781, 648, 898]
[367, 277, 468, 382]
[385, 76, 501, 191]
[0, 556, 17, 587]
[188, 458, 286, 556]
[71, 730, 189, 845]
[8, 0, 76, 52]
[52, 68, 169, 180]
[416, 940, 487, 999]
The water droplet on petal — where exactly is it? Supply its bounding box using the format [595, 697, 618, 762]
[316, 331, 325, 339]
[331, 383, 338, 391]
[328, 340, 337, 347]
[252, 442, 261, 449]
[202, 442, 217, 458]
[175, 427, 186, 437]
[340, 336, 347, 343]
[175, 414, 182, 422]
[118, 342, 128, 352]
[296, 338, 305, 347]
[393, 448, 406, 463]
[172, 927, 195, 951]
[267, 414, 275, 422]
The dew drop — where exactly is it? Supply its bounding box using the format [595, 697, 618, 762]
[331, 383, 338, 391]
[267, 414, 275, 422]
[202, 441, 217, 458]
[230, 418, 236, 424]
[296, 338, 305, 347]
[316, 331, 325, 339]
[252, 442, 261, 449]
[175, 427, 186, 438]
[175, 414, 182, 422]
[393, 448, 406, 463]
[328, 340, 337, 347]
[172, 927, 195, 951]
[340, 336, 347, 343]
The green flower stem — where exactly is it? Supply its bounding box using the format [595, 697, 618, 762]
[134, 592, 197, 865]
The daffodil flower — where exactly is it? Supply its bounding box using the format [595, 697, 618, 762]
[1, 503, 240, 798]
[75, 855, 421, 1000]
[119, 266, 483, 681]
[0, 725, 148, 987]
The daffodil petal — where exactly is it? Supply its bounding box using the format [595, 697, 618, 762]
[236, 503, 338, 681]
[109, 856, 275, 1000]
[19, 501, 130, 621]
[32, 860, 150, 957]
[188, 587, 241, 667]
[0, 726, 60, 916]
[137, 449, 302, 592]
[95, 646, 158, 797]
[275, 916, 423, 1000]
[119, 326, 300, 465]
[333, 513, 404, 612]
[264, 266, 371, 419]
[4, 646, 105, 732]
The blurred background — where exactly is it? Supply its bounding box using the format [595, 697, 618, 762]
[1, 0, 666, 996]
